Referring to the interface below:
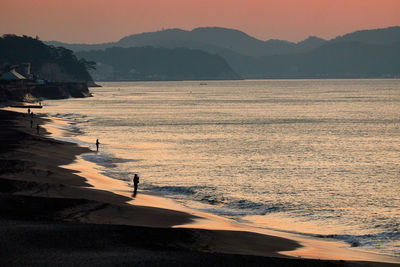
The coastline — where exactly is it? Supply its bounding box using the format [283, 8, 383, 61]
[1, 108, 399, 266]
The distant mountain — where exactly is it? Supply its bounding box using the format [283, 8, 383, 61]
[331, 26, 400, 45]
[117, 27, 270, 57]
[47, 26, 400, 79]
[47, 40, 116, 53]
[296, 36, 326, 50]
[245, 41, 400, 78]
[47, 27, 327, 57]
[0, 35, 94, 84]
[75, 47, 240, 81]
[47, 27, 328, 79]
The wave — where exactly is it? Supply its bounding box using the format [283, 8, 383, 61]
[81, 153, 138, 169]
[52, 112, 88, 120]
[141, 184, 283, 217]
[141, 184, 203, 196]
[198, 198, 284, 217]
[316, 231, 400, 256]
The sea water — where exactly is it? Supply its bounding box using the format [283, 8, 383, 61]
[43, 79, 400, 257]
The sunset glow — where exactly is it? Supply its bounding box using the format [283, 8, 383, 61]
[1, 0, 399, 43]
[2, 0, 400, 263]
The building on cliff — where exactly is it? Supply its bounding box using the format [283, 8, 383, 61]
[0, 64, 91, 103]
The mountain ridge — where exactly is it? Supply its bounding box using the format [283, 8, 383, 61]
[46, 26, 329, 57]
[46, 26, 400, 79]
[331, 26, 400, 45]
[245, 41, 400, 78]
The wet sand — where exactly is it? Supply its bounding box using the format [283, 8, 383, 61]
[0, 109, 398, 266]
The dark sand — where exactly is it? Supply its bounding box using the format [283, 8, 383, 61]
[0, 109, 397, 266]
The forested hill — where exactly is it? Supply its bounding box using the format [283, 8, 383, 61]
[76, 47, 240, 81]
[0, 35, 95, 85]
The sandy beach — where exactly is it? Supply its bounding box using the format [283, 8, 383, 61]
[0, 108, 399, 266]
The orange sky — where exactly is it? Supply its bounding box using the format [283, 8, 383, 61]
[1, 0, 399, 43]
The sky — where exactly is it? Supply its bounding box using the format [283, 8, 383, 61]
[1, 0, 400, 43]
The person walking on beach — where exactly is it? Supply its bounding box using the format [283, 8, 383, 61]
[31, 112, 34, 118]
[27, 108, 30, 115]
[36, 124, 40, 134]
[96, 139, 100, 152]
[133, 173, 140, 196]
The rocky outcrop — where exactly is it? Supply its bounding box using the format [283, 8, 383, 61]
[29, 82, 91, 99]
[0, 81, 91, 104]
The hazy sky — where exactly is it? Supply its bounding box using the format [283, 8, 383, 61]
[1, 0, 399, 43]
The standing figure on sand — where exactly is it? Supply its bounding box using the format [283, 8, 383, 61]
[96, 139, 100, 152]
[133, 173, 140, 197]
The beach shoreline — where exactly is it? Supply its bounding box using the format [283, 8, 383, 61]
[1, 108, 399, 266]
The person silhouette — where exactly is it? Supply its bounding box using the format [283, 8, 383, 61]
[27, 108, 30, 114]
[36, 124, 40, 134]
[96, 139, 100, 152]
[133, 174, 140, 196]
[30, 119, 33, 128]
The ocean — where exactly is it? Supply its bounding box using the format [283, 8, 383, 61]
[43, 79, 400, 257]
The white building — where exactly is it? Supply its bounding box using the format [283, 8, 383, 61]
[0, 69, 26, 80]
